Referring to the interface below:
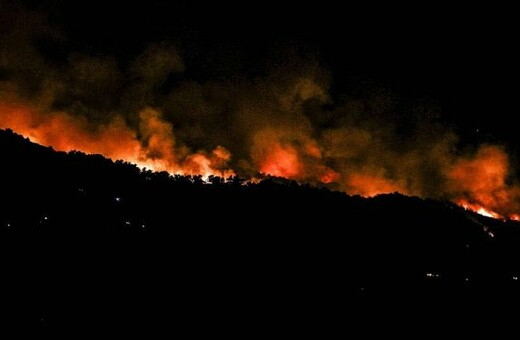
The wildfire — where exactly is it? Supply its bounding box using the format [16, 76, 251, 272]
[345, 173, 406, 198]
[259, 143, 301, 178]
[2, 4, 520, 223]
[510, 214, 520, 222]
[319, 169, 340, 184]
[458, 199, 503, 219]
[1, 98, 519, 221]
[446, 146, 520, 221]
[0, 102, 234, 180]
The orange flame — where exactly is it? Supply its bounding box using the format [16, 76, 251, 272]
[446, 145, 520, 219]
[0, 101, 234, 179]
[259, 143, 302, 178]
[457, 199, 503, 219]
[510, 214, 520, 222]
[1, 98, 520, 220]
[1, 8, 519, 222]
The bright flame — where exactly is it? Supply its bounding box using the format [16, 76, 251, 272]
[446, 145, 520, 219]
[1, 16, 520, 223]
[259, 143, 302, 178]
[0, 101, 234, 179]
[1, 98, 520, 221]
[510, 214, 520, 221]
[458, 199, 503, 219]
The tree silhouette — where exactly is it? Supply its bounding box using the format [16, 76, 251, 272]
[1, 127, 520, 331]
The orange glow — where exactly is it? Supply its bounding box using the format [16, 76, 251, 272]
[1, 98, 520, 221]
[259, 143, 301, 178]
[458, 199, 503, 219]
[3, 19, 520, 224]
[319, 169, 340, 184]
[346, 173, 406, 197]
[305, 142, 322, 158]
[0, 101, 233, 178]
[446, 145, 518, 218]
[510, 214, 520, 221]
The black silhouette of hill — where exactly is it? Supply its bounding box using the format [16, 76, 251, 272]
[1, 128, 520, 332]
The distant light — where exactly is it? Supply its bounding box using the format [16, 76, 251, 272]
[465, 277, 469, 282]
[44, 216, 48, 220]
[465, 244, 470, 248]
[488, 231, 495, 238]
[6, 223, 11, 227]
[513, 276, 518, 281]
[426, 272, 440, 278]
[115, 197, 121, 202]
[125, 221, 131, 225]
[141, 224, 146, 229]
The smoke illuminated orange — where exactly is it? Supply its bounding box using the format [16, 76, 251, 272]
[319, 169, 340, 184]
[259, 143, 301, 178]
[0, 101, 234, 179]
[1, 97, 520, 220]
[344, 173, 406, 197]
[0, 90, 520, 220]
[2, 3, 520, 223]
[445, 145, 520, 219]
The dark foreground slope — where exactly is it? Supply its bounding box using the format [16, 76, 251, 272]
[1, 128, 520, 332]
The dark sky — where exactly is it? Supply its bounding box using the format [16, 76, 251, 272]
[33, 1, 515, 139]
[3, 0, 519, 144]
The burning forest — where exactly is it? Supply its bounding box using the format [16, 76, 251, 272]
[1, 1, 519, 220]
[3, 0, 520, 331]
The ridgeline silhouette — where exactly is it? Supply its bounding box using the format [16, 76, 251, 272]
[1, 128, 520, 332]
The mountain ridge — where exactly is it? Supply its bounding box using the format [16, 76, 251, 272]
[1, 127, 519, 331]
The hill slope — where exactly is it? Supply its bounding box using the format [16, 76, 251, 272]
[1, 128, 520, 332]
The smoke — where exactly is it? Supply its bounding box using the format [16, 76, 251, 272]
[1, 2, 519, 217]
[445, 145, 520, 216]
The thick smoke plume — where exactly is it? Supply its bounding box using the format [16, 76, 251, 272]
[1, 4, 519, 218]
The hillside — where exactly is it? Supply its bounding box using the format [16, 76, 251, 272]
[1, 128, 520, 332]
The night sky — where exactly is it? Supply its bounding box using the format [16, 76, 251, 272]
[41, 0, 518, 137]
[9, 4, 515, 94]
[4, 0, 517, 131]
